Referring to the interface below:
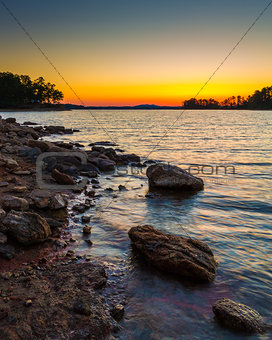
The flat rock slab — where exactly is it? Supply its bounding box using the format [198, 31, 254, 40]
[128, 225, 217, 282]
[213, 298, 268, 334]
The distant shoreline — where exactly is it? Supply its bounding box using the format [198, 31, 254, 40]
[1, 105, 271, 112]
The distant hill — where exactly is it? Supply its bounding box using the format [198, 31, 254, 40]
[64, 104, 183, 110]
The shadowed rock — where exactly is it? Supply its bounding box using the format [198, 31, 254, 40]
[3, 211, 51, 245]
[213, 298, 268, 334]
[52, 168, 75, 185]
[146, 163, 204, 192]
[128, 225, 217, 282]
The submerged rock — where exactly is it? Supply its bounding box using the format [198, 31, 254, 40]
[3, 211, 51, 245]
[146, 163, 204, 192]
[213, 298, 268, 334]
[128, 225, 217, 282]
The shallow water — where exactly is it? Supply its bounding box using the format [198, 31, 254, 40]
[1, 109, 272, 339]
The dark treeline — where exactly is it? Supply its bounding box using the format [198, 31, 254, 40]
[0, 72, 64, 108]
[183, 86, 272, 109]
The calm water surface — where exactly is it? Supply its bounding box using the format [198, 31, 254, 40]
[1, 110, 271, 340]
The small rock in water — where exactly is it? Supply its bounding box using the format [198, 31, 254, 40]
[83, 225, 92, 234]
[118, 185, 127, 191]
[81, 216, 91, 223]
[212, 298, 268, 334]
[85, 239, 93, 246]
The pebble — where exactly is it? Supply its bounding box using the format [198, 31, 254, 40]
[24, 299, 33, 307]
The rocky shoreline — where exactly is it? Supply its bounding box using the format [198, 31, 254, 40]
[0, 116, 136, 339]
[0, 115, 269, 338]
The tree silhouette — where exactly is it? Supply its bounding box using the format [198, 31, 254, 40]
[0, 72, 64, 107]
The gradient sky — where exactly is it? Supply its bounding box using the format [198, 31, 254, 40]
[0, 0, 271, 105]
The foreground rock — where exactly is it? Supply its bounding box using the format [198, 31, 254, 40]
[0, 262, 116, 339]
[128, 225, 217, 282]
[146, 163, 204, 192]
[213, 298, 268, 334]
[2, 211, 51, 245]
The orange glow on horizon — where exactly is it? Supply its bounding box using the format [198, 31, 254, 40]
[61, 82, 269, 106]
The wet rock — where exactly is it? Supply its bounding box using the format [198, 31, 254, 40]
[85, 189, 95, 197]
[81, 216, 91, 223]
[98, 159, 116, 172]
[72, 204, 86, 213]
[49, 193, 68, 210]
[89, 141, 117, 147]
[52, 168, 75, 185]
[0, 244, 15, 260]
[128, 225, 217, 282]
[83, 225, 92, 234]
[110, 304, 125, 321]
[3, 211, 51, 245]
[1, 195, 29, 211]
[23, 121, 38, 126]
[85, 239, 93, 246]
[123, 153, 140, 162]
[146, 163, 204, 192]
[0, 182, 8, 187]
[212, 298, 268, 334]
[118, 184, 127, 191]
[5, 117, 16, 123]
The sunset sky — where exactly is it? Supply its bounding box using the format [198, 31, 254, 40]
[0, 0, 271, 106]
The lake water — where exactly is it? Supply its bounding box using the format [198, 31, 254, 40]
[1, 109, 271, 339]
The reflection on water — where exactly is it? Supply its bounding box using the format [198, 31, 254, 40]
[1, 110, 271, 339]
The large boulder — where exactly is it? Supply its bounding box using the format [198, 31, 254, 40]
[3, 211, 51, 245]
[1, 195, 29, 211]
[128, 225, 217, 282]
[146, 163, 204, 192]
[213, 298, 268, 334]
